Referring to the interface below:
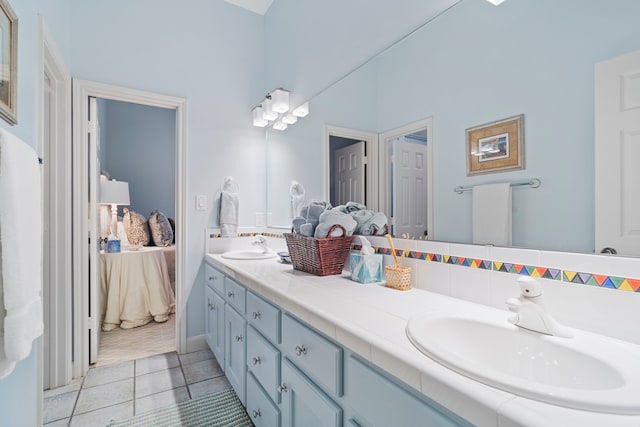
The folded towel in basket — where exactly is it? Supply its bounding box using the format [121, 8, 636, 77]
[314, 210, 357, 238]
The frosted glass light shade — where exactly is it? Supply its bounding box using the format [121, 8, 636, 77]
[292, 101, 309, 117]
[282, 113, 298, 125]
[252, 106, 268, 127]
[100, 180, 130, 205]
[272, 120, 288, 130]
[486, 0, 506, 4]
[262, 98, 278, 121]
[270, 88, 290, 113]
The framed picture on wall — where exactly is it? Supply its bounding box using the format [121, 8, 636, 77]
[0, 0, 16, 125]
[466, 114, 524, 175]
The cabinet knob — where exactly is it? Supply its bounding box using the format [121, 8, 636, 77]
[277, 383, 288, 393]
[252, 311, 261, 320]
[252, 356, 262, 365]
[294, 345, 307, 356]
[227, 291, 234, 298]
[235, 335, 243, 342]
[209, 276, 216, 281]
[252, 409, 261, 419]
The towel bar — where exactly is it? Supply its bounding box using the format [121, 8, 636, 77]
[454, 178, 541, 194]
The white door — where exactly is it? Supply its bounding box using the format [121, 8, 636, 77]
[595, 50, 640, 256]
[88, 97, 101, 364]
[392, 138, 428, 238]
[334, 142, 366, 206]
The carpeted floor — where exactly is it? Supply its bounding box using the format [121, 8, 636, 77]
[106, 389, 253, 427]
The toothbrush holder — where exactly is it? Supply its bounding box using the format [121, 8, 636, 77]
[384, 265, 412, 290]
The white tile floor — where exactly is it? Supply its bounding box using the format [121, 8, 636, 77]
[43, 349, 233, 426]
[43, 315, 233, 426]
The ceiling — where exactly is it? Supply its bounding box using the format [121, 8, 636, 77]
[223, 0, 274, 15]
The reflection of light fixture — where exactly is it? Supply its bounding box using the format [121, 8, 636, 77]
[269, 88, 290, 113]
[252, 105, 268, 127]
[486, 0, 506, 5]
[100, 180, 130, 239]
[282, 113, 298, 125]
[252, 89, 309, 128]
[292, 102, 309, 117]
[272, 120, 288, 131]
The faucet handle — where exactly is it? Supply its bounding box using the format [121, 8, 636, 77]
[517, 276, 542, 298]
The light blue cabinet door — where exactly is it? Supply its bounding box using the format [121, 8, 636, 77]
[281, 358, 342, 427]
[211, 291, 225, 365]
[225, 304, 247, 405]
[247, 325, 281, 403]
[345, 355, 471, 427]
[204, 285, 215, 351]
[205, 264, 225, 295]
[246, 372, 280, 427]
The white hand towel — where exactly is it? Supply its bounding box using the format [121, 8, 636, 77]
[0, 129, 44, 378]
[473, 183, 512, 246]
[219, 190, 239, 237]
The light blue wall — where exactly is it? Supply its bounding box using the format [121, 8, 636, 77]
[68, 0, 266, 337]
[102, 100, 176, 220]
[0, 1, 71, 425]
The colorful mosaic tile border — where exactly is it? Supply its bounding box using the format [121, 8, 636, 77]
[209, 233, 639, 293]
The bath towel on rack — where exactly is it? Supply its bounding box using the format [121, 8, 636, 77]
[0, 129, 43, 379]
[220, 177, 239, 237]
[473, 183, 512, 246]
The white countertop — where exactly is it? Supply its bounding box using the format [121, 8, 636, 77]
[204, 253, 640, 427]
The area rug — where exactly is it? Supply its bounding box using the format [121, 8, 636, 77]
[106, 389, 253, 427]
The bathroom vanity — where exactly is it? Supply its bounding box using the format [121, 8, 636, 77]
[203, 252, 640, 427]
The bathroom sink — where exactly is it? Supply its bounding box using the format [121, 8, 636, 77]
[221, 250, 278, 260]
[406, 311, 640, 414]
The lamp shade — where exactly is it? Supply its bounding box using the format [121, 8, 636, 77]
[252, 105, 268, 127]
[100, 180, 130, 205]
[272, 120, 288, 131]
[292, 101, 309, 117]
[270, 88, 290, 113]
[261, 98, 278, 121]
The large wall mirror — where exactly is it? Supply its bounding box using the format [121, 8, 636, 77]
[266, 0, 640, 254]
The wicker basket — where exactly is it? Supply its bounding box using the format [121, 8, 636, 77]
[384, 265, 412, 290]
[284, 225, 354, 276]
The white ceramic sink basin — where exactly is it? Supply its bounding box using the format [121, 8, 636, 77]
[406, 311, 640, 414]
[221, 250, 278, 260]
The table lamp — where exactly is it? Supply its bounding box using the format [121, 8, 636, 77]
[100, 180, 130, 251]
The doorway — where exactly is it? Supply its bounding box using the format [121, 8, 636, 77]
[380, 117, 433, 238]
[72, 80, 187, 379]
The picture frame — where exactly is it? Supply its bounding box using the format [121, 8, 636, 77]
[466, 114, 524, 175]
[0, 0, 17, 125]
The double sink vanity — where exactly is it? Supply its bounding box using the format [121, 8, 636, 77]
[203, 241, 640, 427]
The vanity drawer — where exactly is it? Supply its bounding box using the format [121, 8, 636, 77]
[224, 277, 246, 315]
[204, 264, 225, 295]
[282, 314, 343, 396]
[247, 291, 281, 344]
[246, 372, 280, 427]
[247, 325, 281, 403]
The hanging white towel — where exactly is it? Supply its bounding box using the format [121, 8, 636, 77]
[219, 190, 239, 238]
[473, 183, 512, 246]
[0, 129, 43, 379]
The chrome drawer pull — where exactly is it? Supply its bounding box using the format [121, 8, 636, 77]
[227, 291, 234, 298]
[277, 383, 288, 393]
[252, 311, 261, 320]
[235, 335, 243, 342]
[252, 356, 262, 365]
[294, 345, 307, 356]
[209, 276, 216, 281]
[252, 409, 261, 418]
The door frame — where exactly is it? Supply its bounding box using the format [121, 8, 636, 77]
[323, 125, 378, 211]
[379, 117, 433, 239]
[72, 80, 187, 378]
[39, 16, 72, 390]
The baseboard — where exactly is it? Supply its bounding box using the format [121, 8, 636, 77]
[185, 335, 208, 354]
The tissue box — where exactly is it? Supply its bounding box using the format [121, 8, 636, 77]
[350, 252, 383, 284]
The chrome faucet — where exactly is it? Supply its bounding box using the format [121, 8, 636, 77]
[505, 277, 573, 338]
[252, 235, 274, 254]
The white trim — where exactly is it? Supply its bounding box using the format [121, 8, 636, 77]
[379, 117, 434, 239]
[72, 80, 187, 378]
[323, 125, 379, 211]
[186, 335, 209, 354]
[39, 16, 73, 391]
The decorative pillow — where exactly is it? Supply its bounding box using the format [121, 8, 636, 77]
[168, 217, 176, 243]
[122, 208, 150, 246]
[148, 210, 174, 247]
